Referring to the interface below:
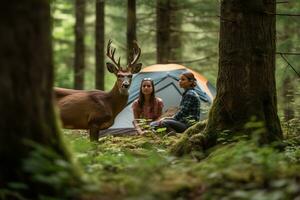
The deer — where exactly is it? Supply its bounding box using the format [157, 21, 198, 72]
[54, 40, 142, 141]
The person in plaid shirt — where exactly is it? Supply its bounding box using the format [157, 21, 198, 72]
[151, 72, 201, 133]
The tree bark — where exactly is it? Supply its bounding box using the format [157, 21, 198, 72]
[282, 75, 294, 121]
[172, 0, 283, 155]
[74, 0, 86, 89]
[206, 0, 283, 144]
[209, 0, 282, 143]
[127, 0, 137, 63]
[280, 21, 295, 122]
[156, 0, 182, 63]
[169, 0, 182, 61]
[0, 1, 80, 198]
[156, 0, 170, 64]
[95, 0, 105, 90]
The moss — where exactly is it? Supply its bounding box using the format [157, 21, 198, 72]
[170, 120, 213, 157]
[59, 125, 300, 200]
[170, 134, 193, 156]
[170, 119, 221, 157]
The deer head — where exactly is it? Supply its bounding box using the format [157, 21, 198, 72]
[106, 40, 142, 95]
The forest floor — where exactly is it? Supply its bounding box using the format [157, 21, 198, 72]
[64, 125, 300, 200]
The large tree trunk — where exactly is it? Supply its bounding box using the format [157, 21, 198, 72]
[172, 0, 283, 155]
[208, 0, 282, 143]
[127, 0, 137, 63]
[74, 0, 86, 89]
[95, 0, 105, 90]
[0, 1, 80, 198]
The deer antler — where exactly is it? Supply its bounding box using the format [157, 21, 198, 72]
[129, 41, 141, 66]
[106, 40, 121, 70]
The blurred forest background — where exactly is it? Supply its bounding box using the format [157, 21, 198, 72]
[52, 0, 299, 125]
[2, 1, 300, 199]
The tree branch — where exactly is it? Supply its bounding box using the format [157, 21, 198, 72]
[276, 1, 289, 4]
[168, 54, 217, 64]
[265, 11, 300, 17]
[217, 15, 236, 23]
[276, 52, 300, 56]
[279, 53, 300, 78]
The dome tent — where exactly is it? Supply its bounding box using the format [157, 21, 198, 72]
[108, 64, 216, 130]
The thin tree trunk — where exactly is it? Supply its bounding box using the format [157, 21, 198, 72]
[169, 0, 182, 61]
[127, 0, 137, 63]
[282, 75, 294, 121]
[280, 21, 295, 122]
[0, 1, 80, 198]
[156, 0, 170, 64]
[95, 0, 105, 90]
[206, 0, 282, 144]
[74, 0, 86, 89]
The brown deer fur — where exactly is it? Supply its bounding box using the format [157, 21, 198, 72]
[54, 40, 142, 141]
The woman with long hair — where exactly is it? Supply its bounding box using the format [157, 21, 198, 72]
[152, 72, 201, 133]
[132, 78, 164, 134]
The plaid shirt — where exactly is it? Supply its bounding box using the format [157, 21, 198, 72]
[174, 88, 201, 126]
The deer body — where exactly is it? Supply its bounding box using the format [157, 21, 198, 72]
[54, 40, 142, 141]
[55, 84, 126, 129]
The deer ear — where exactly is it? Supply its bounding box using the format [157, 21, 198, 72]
[130, 63, 142, 74]
[106, 63, 118, 74]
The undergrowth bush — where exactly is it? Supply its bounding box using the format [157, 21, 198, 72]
[60, 121, 300, 200]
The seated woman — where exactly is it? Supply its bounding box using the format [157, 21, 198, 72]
[151, 72, 201, 133]
[132, 78, 164, 134]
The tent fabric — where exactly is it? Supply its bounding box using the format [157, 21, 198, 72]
[109, 64, 216, 129]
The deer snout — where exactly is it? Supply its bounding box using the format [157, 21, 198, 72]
[122, 81, 130, 89]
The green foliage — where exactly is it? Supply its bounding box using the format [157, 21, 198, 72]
[0, 141, 83, 200]
[59, 126, 300, 199]
[195, 140, 300, 200]
[24, 141, 86, 199]
[66, 130, 188, 199]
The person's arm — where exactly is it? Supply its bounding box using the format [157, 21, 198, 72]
[154, 98, 164, 120]
[173, 94, 194, 121]
[132, 101, 141, 119]
[132, 119, 144, 135]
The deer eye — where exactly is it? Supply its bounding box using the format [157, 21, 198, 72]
[117, 74, 124, 78]
[127, 75, 133, 78]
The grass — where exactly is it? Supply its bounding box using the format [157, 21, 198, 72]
[62, 128, 300, 200]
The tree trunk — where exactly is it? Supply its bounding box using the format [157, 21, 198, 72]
[282, 75, 294, 121]
[172, 0, 283, 155]
[169, 0, 182, 61]
[156, 0, 170, 64]
[95, 0, 105, 90]
[0, 1, 80, 198]
[207, 0, 283, 144]
[156, 0, 182, 63]
[74, 0, 86, 89]
[127, 0, 137, 63]
[280, 21, 295, 122]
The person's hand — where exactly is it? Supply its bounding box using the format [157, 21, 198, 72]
[160, 117, 173, 121]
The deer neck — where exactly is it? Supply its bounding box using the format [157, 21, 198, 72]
[108, 82, 129, 117]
